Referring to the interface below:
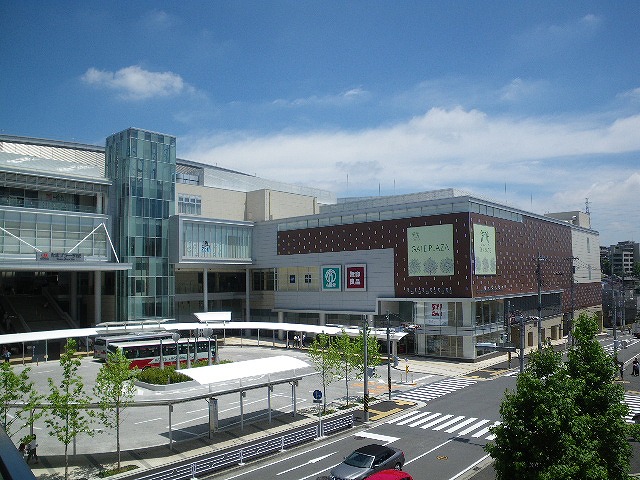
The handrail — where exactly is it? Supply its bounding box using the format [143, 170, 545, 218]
[129, 414, 354, 480]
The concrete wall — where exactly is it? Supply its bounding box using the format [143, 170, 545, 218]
[177, 184, 247, 221]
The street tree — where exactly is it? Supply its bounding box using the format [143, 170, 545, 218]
[486, 312, 631, 479]
[93, 348, 138, 471]
[45, 339, 94, 480]
[333, 330, 360, 407]
[306, 333, 340, 412]
[0, 361, 43, 440]
[566, 312, 630, 479]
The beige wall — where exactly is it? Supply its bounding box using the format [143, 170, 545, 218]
[177, 184, 247, 221]
[246, 189, 318, 221]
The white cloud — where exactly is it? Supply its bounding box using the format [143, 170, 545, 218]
[81, 65, 192, 100]
[272, 87, 370, 108]
[182, 106, 640, 244]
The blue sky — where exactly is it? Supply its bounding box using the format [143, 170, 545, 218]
[1, 1, 639, 246]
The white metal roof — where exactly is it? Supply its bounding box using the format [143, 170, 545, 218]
[0, 320, 408, 345]
[180, 355, 310, 385]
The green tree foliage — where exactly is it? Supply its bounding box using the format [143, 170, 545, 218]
[0, 361, 43, 440]
[486, 313, 631, 479]
[333, 330, 360, 407]
[45, 339, 94, 480]
[307, 333, 340, 412]
[93, 348, 138, 470]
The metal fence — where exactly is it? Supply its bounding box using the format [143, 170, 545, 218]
[132, 413, 354, 480]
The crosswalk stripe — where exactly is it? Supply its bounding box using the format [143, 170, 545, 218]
[387, 411, 422, 424]
[408, 412, 442, 427]
[420, 414, 454, 429]
[444, 417, 478, 433]
[433, 415, 466, 431]
[395, 411, 432, 425]
[472, 421, 501, 438]
[457, 419, 490, 436]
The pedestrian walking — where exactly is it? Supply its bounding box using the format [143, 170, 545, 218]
[633, 358, 639, 377]
[2, 346, 9, 363]
[26, 435, 38, 463]
[620, 361, 625, 380]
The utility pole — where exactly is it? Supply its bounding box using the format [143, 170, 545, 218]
[520, 314, 525, 374]
[363, 315, 369, 422]
[536, 253, 545, 350]
[386, 311, 391, 401]
[613, 289, 618, 358]
[568, 256, 578, 346]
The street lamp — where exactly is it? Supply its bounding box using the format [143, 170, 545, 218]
[172, 332, 181, 370]
[386, 311, 391, 401]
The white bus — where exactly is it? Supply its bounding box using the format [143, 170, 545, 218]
[106, 336, 216, 369]
[93, 332, 174, 361]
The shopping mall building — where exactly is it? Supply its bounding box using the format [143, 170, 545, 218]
[0, 128, 602, 360]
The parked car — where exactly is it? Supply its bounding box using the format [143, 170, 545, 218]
[366, 469, 414, 480]
[329, 444, 405, 480]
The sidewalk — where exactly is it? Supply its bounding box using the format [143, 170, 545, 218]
[25, 337, 544, 479]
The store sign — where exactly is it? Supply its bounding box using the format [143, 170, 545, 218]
[36, 252, 84, 262]
[345, 264, 366, 290]
[321, 265, 341, 291]
[473, 224, 496, 275]
[407, 224, 454, 276]
[425, 302, 448, 326]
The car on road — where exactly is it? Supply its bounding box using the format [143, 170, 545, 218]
[329, 444, 405, 480]
[366, 470, 414, 480]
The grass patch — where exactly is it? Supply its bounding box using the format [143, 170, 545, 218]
[98, 464, 138, 477]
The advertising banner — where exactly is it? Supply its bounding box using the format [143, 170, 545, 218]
[424, 302, 448, 326]
[321, 265, 341, 291]
[473, 224, 496, 275]
[407, 224, 454, 276]
[345, 264, 366, 290]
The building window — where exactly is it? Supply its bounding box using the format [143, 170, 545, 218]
[304, 274, 312, 284]
[178, 194, 201, 215]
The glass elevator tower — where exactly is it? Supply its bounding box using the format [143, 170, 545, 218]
[106, 128, 176, 321]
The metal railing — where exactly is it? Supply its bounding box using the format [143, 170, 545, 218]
[131, 414, 354, 480]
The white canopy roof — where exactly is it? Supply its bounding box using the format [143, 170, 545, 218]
[0, 320, 408, 345]
[180, 355, 310, 385]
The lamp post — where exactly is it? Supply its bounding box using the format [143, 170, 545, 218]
[159, 338, 164, 369]
[172, 332, 181, 370]
[386, 311, 391, 401]
[363, 315, 369, 422]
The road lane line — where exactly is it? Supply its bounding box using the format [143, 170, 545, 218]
[404, 438, 454, 465]
[276, 452, 336, 475]
[448, 454, 491, 480]
[134, 417, 162, 425]
[221, 434, 348, 480]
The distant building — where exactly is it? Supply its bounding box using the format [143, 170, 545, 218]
[0, 130, 602, 360]
[609, 241, 639, 277]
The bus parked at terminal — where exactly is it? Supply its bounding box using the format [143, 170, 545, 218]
[106, 336, 217, 369]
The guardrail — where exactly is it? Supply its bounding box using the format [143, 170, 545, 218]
[132, 413, 354, 480]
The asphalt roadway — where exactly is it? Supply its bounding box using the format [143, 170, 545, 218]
[9, 331, 640, 479]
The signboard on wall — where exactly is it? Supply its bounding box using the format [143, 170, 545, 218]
[407, 224, 454, 276]
[473, 224, 496, 275]
[321, 265, 342, 291]
[345, 264, 366, 290]
[425, 302, 448, 325]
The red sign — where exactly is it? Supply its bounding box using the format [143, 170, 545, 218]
[345, 264, 366, 290]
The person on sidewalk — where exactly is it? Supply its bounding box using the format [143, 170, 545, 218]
[2, 346, 10, 363]
[619, 361, 625, 381]
[633, 358, 639, 377]
[26, 435, 38, 463]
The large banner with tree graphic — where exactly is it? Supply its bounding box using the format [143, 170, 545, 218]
[473, 224, 496, 275]
[407, 224, 454, 276]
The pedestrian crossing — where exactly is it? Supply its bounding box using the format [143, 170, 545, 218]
[394, 377, 477, 403]
[386, 409, 501, 440]
[624, 393, 640, 423]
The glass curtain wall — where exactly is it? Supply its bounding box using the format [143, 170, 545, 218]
[106, 129, 176, 321]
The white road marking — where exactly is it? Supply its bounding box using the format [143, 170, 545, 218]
[354, 432, 400, 443]
[276, 452, 336, 475]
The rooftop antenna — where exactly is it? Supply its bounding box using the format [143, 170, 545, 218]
[585, 197, 590, 214]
